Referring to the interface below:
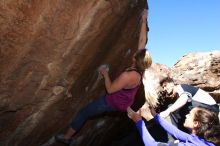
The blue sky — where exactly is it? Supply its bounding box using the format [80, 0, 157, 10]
[147, 0, 220, 67]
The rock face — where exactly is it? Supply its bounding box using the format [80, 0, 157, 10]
[0, 1, 147, 146]
[1, 1, 219, 146]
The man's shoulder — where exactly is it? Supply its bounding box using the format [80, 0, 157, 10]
[178, 84, 199, 97]
[180, 84, 192, 87]
[180, 84, 198, 90]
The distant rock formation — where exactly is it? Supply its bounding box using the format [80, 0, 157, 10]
[143, 51, 220, 113]
[171, 51, 220, 103]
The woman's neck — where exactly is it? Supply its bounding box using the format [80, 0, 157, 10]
[191, 129, 196, 135]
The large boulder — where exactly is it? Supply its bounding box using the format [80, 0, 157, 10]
[171, 51, 220, 103]
[1, 0, 219, 146]
[0, 1, 147, 146]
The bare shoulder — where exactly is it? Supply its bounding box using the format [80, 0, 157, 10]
[122, 70, 141, 80]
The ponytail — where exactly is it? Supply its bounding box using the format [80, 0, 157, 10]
[204, 125, 220, 145]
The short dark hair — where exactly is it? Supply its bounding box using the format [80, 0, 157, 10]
[159, 77, 174, 86]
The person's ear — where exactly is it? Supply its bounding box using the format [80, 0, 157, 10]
[193, 121, 199, 128]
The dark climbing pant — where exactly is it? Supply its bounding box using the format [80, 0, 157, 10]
[70, 95, 115, 131]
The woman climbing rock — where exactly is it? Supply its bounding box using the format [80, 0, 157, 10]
[55, 8, 152, 146]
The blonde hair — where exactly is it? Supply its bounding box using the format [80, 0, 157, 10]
[143, 76, 158, 107]
[134, 49, 152, 72]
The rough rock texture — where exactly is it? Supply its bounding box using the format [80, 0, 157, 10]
[171, 51, 220, 103]
[1, 0, 220, 146]
[0, 0, 147, 146]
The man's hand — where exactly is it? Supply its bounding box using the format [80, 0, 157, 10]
[127, 107, 142, 123]
[139, 106, 154, 121]
[160, 109, 171, 118]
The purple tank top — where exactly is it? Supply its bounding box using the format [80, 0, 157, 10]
[106, 85, 140, 111]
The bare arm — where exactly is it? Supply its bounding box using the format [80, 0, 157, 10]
[138, 9, 148, 50]
[160, 94, 188, 118]
[99, 66, 130, 94]
[127, 107, 161, 146]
